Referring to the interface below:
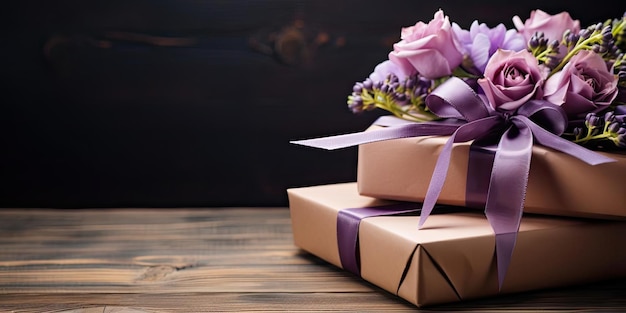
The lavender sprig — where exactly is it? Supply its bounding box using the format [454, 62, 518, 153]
[572, 111, 626, 148]
[527, 13, 626, 80]
[612, 12, 626, 51]
[549, 16, 626, 76]
[347, 74, 438, 122]
[530, 32, 562, 69]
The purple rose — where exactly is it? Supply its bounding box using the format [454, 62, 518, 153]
[512, 9, 580, 42]
[543, 50, 618, 118]
[388, 10, 463, 79]
[452, 21, 526, 73]
[478, 49, 546, 111]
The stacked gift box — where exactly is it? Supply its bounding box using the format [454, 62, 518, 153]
[287, 9, 626, 308]
[288, 143, 626, 307]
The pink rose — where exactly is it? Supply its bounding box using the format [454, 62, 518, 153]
[543, 50, 618, 118]
[478, 49, 546, 111]
[368, 60, 410, 83]
[512, 9, 580, 42]
[388, 10, 463, 79]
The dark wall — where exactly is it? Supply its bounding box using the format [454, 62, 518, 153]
[2, 1, 620, 208]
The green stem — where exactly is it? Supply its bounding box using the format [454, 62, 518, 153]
[613, 18, 625, 38]
[374, 101, 437, 122]
[573, 133, 612, 144]
[549, 33, 603, 76]
[535, 48, 552, 60]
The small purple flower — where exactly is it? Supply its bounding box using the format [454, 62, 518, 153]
[452, 21, 526, 73]
[585, 112, 602, 129]
[574, 110, 626, 148]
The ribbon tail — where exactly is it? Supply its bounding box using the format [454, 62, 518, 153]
[494, 232, 518, 290]
[484, 124, 533, 290]
[466, 137, 499, 208]
[419, 132, 457, 229]
[291, 123, 459, 150]
[517, 116, 616, 165]
[419, 116, 503, 228]
[373, 115, 426, 127]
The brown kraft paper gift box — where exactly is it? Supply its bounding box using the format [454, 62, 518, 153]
[357, 132, 626, 219]
[287, 182, 626, 307]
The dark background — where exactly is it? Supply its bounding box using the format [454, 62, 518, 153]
[1, 1, 620, 208]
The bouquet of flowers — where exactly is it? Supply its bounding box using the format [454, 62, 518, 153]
[347, 9, 626, 149]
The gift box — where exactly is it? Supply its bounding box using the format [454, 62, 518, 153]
[357, 130, 626, 219]
[287, 182, 626, 307]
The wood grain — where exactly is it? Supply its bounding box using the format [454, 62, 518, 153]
[0, 208, 625, 312]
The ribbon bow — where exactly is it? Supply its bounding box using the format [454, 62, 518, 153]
[292, 77, 615, 288]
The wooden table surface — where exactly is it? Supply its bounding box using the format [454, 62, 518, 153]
[1, 208, 624, 312]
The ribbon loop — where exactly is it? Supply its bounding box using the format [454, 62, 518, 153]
[426, 77, 491, 121]
[515, 100, 568, 135]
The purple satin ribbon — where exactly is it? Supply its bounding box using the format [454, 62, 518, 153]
[337, 203, 422, 276]
[466, 137, 498, 209]
[292, 77, 616, 288]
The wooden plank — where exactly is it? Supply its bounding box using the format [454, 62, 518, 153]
[0, 209, 370, 294]
[0, 208, 625, 312]
[0, 293, 419, 313]
[1, 284, 625, 312]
